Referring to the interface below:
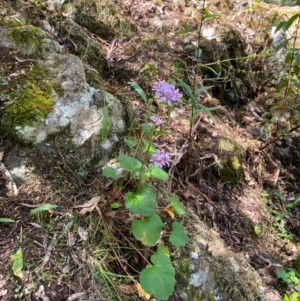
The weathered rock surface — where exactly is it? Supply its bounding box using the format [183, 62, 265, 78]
[0, 6, 124, 164]
[176, 210, 267, 301]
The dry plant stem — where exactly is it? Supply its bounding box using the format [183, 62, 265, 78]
[259, 123, 300, 150]
[168, 139, 189, 190]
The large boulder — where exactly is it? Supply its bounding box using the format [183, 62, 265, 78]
[0, 12, 124, 164]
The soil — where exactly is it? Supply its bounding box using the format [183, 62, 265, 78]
[0, 0, 300, 301]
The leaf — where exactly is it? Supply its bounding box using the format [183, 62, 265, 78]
[276, 269, 290, 283]
[202, 8, 220, 20]
[195, 85, 214, 96]
[141, 122, 153, 133]
[10, 248, 23, 279]
[128, 81, 147, 103]
[276, 14, 299, 32]
[107, 185, 122, 201]
[176, 28, 197, 35]
[119, 154, 142, 173]
[285, 194, 300, 209]
[101, 106, 111, 140]
[103, 166, 123, 180]
[196, 103, 221, 121]
[179, 80, 196, 107]
[254, 225, 262, 235]
[0, 218, 15, 223]
[30, 204, 58, 215]
[124, 139, 138, 148]
[125, 184, 157, 216]
[132, 214, 163, 246]
[169, 196, 186, 215]
[136, 283, 150, 300]
[142, 139, 156, 153]
[164, 205, 175, 219]
[149, 165, 169, 180]
[110, 202, 119, 209]
[283, 294, 289, 301]
[169, 221, 188, 247]
[140, 245, 175, 300]
[75, 196, 100, 214]
[118, 284, 135, 295]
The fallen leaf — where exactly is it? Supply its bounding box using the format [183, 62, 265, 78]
[164, 205, 175, 219]
[118, 284, 135, 295]
[107, 185, 122, 201]
[75, 196, 100, 214]
[78, 226, 88, 241]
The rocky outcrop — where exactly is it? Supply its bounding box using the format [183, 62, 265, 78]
[0, 4, 124, 164]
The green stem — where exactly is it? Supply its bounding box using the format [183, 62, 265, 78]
[137, 127, 156, 188]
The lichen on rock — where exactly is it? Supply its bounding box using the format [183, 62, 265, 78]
[218, 138, 244, 183]
[2, 64, 55, 141]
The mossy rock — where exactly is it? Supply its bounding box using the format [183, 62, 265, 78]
[72, 0, 136, 39]
[218, 138, 244, 183]
[2, 17, 47, 55]
[1, 64, 55, 140]
[58, 19, 106, 80]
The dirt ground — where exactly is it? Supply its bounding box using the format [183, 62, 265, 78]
[1, 0, 300, 300]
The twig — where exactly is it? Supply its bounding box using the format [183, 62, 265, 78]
[168, 139, 189, 190]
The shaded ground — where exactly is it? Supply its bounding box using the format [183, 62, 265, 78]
[1, 0, 300, 300]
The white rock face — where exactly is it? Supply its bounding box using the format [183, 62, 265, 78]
[15, 52, 124, 161]
[1, 17, 124, 163]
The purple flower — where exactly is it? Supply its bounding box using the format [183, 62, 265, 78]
[149, 115, 164, 127]
[150, 149, 172, 168]
[152, 81, 183, 106]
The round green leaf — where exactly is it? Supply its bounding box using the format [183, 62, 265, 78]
[169, 221, 188, 247]
[125, 184, 157, 216]
[141, 123, 153, 133]
[169, 196, 186, 215]
[140, 245, 175, 300]
[124, 139, 138, 148]
[149, 165, 169, 181]
[119, 154, 141, 172]
[103, 166, 123, 180]
[132, 214, 163, 246]
[142, 139, 156, 153]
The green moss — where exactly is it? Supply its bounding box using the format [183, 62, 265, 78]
[4, 17, 46, 53]
[2, 65, 54, 138]
[220, 155, 244, 183]
[218, 138, 244, 183]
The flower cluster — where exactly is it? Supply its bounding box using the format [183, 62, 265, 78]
[152, 81, 183, 106]
[150, 149, 172, 168]
[149, 115, 163, 127]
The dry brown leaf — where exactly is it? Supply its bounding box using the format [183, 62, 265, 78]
[75, 196, 100, 214]
[164, 205, 175, 219]
[118, 284, 135, 295]
[107, 185, 122, 201]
